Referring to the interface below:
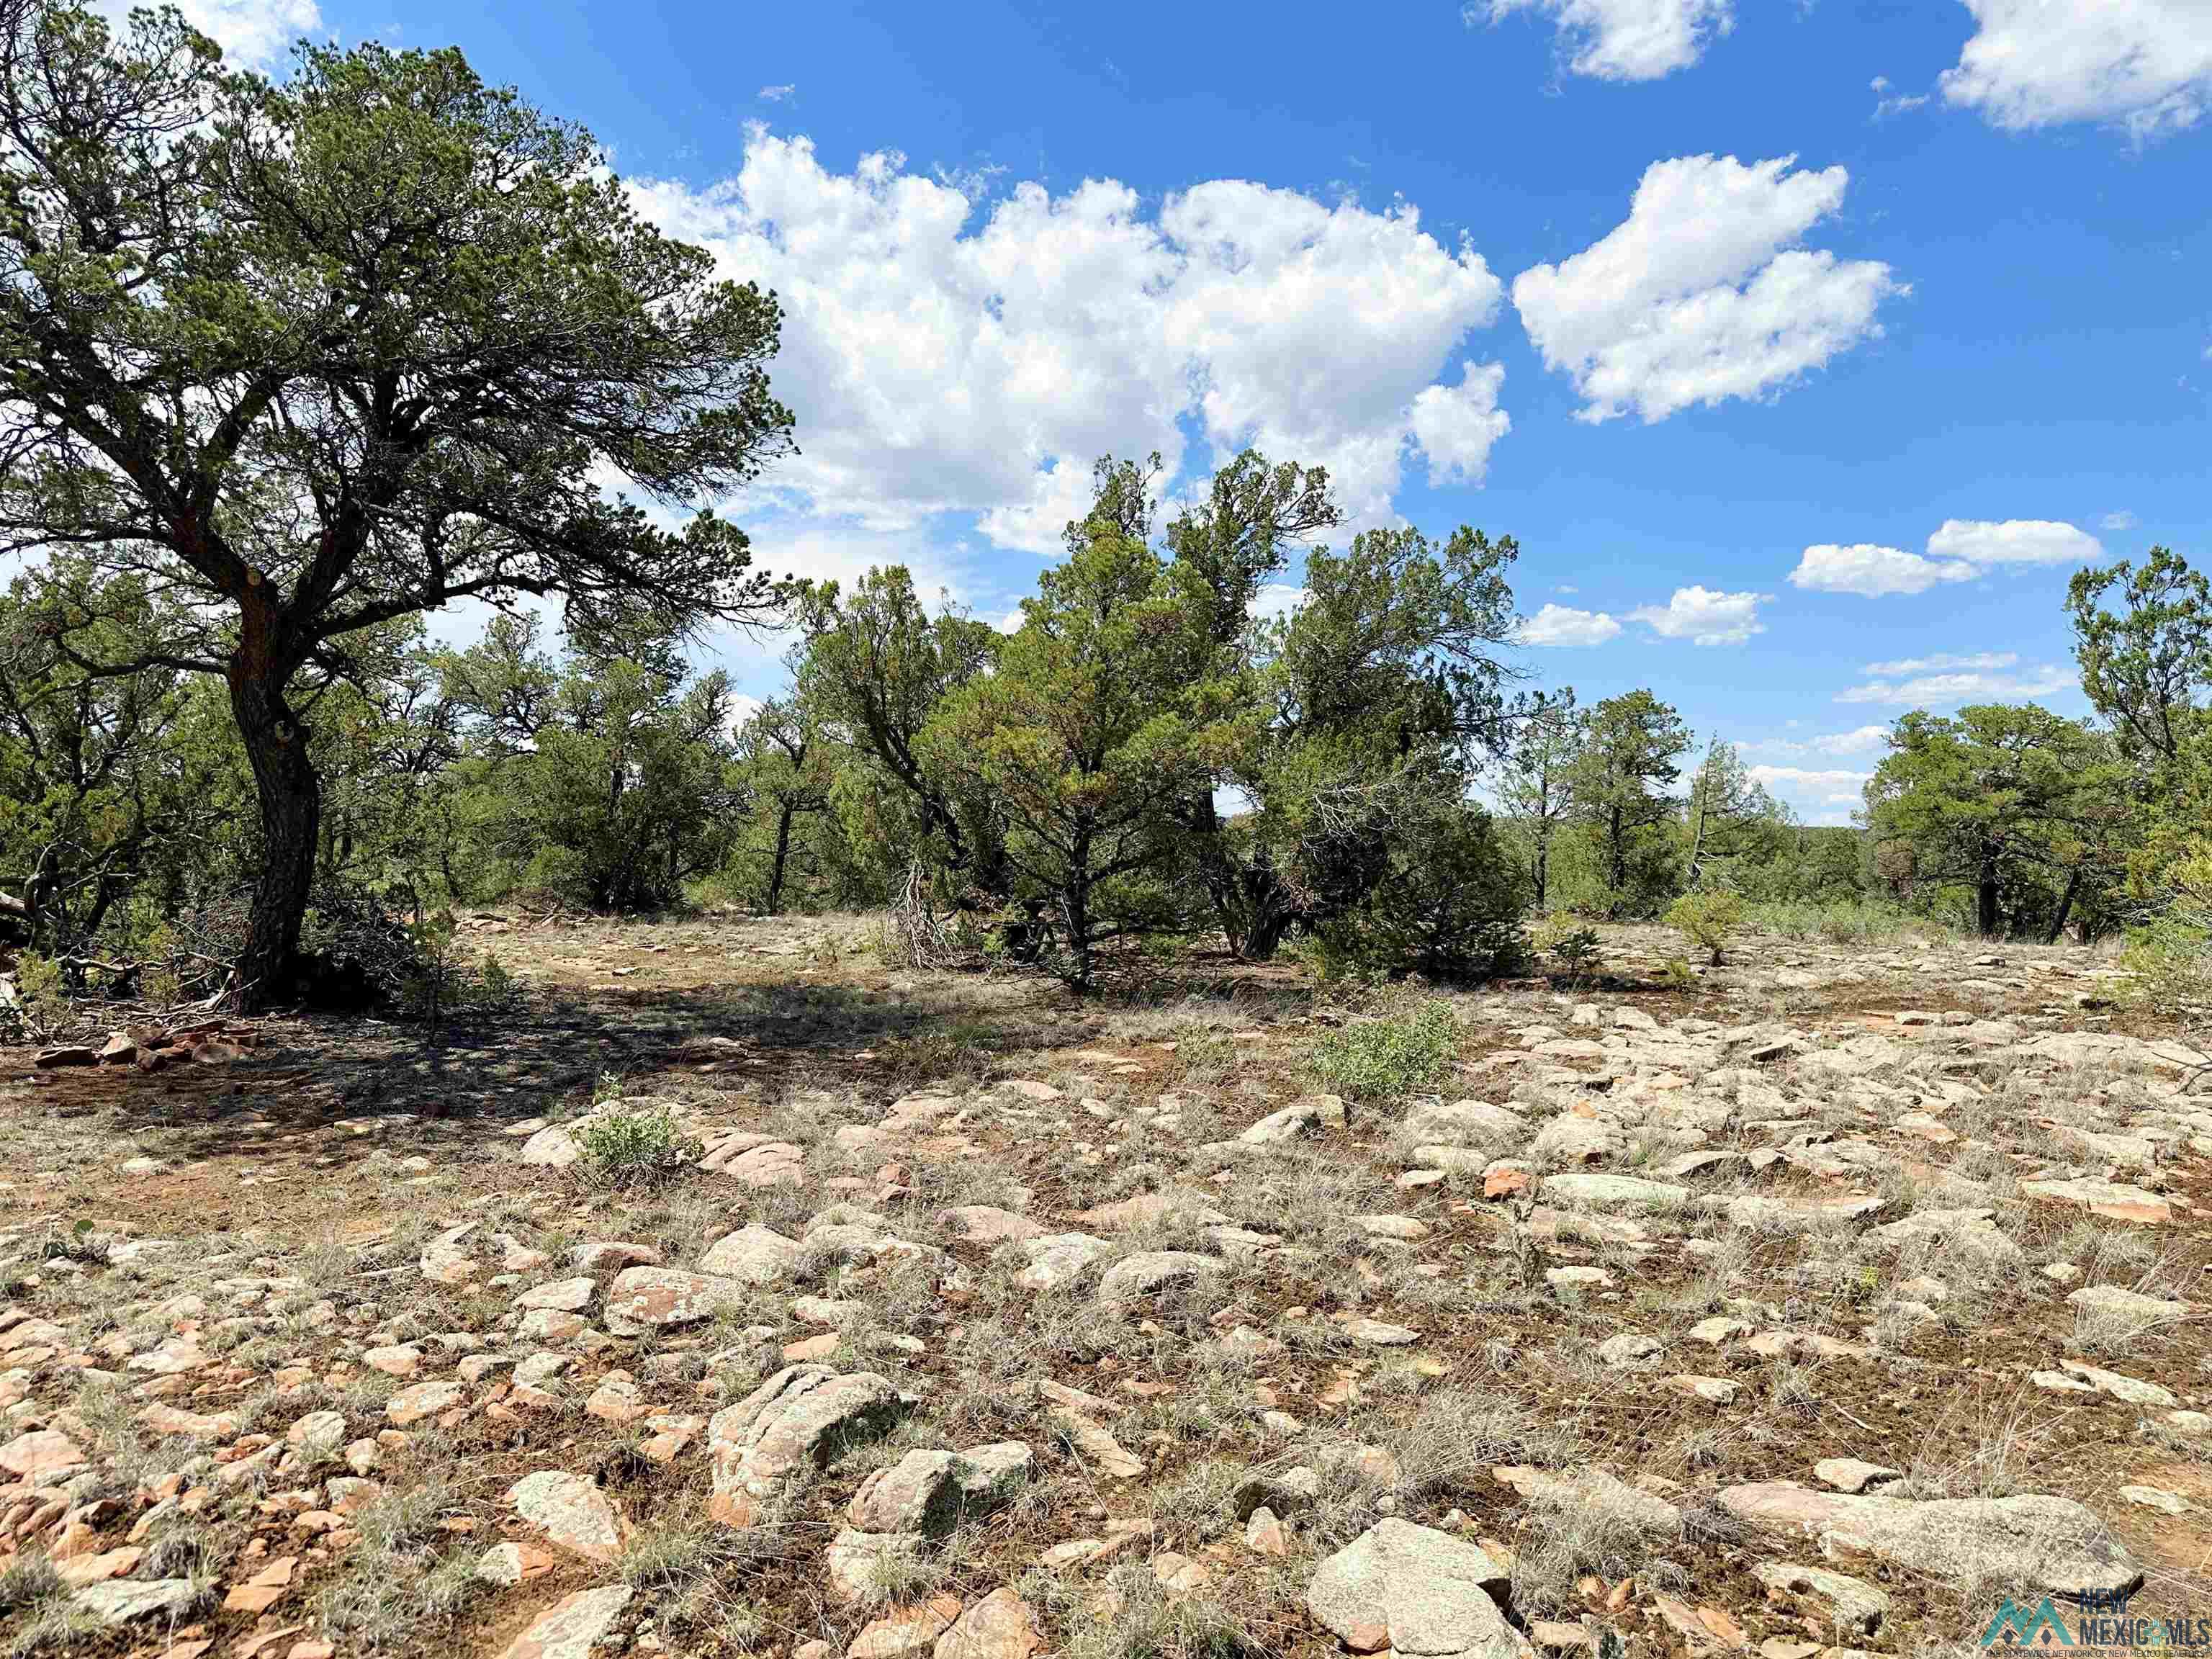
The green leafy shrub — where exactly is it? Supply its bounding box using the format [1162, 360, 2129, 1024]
[1664, 890, 1746, 965]
[1310, 1000, 1457, 1101]
[575, 1105, 698, 1187]
[2118, 919, 2212, 1011]
[1532, 913, 1602, 984]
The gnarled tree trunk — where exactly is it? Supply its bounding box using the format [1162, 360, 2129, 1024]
[229, 647, 319, 1012]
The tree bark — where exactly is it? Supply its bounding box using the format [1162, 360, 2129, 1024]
[229, 653, 320, 1011]
[766, 799, 795, 915]
[1975, 853, 2000, 938]
[2044, 867, 2081, 945]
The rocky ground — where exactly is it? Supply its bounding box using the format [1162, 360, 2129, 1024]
[0, 914, 2207, 1659]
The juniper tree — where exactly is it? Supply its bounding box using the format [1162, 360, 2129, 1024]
[0, 2, 790, 1003]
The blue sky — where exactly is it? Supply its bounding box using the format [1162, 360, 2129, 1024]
[202, 0, 2210, 823]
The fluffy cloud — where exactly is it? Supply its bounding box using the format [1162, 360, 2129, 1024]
[1408, 361, 1513, 487]
[1939, 0, 2212, 141]
[1836, 656, 2074, 706]
[630, 133, 1509, 552]
[1925, 518, 2103, 567]
[1478, 0, 1734, 82]
[1629, 585, 1767, 645]
[1519, 603, 1622, 647]
[1511, 154, 1901, 424]
[2101, 509, 2139, 531]
[1792, 521, 2100, 598]
[1790, 542, 1977, 597]
[1751, 724, 1892, 759]
[1748, 764, 1870, 799]
[1249, 583, 1310, 625]
[1861, 650, 2015, 675]
[96, 0, 317, 70]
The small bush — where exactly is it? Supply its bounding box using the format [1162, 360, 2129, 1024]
[1665, 890, 1745, 965]
[1310, 1000, 1456, 1101]
[575, 1105, 698, 1187]
[2118, 920, 2211, 1012]
[1532, 912, 1602, 983]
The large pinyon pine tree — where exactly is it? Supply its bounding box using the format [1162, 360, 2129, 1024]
[0, 0, 790, 1005]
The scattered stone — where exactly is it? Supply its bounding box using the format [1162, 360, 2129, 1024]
[72, 1578, 196, 1628]
[2020, 1178, 2171, 1226]
[495, 1586, 633, 1659]
[935, 1587, 1043, 1659]
[2058, 1359, 2177, 1408]
[1750, 1561, 1889, 1636]
[1813, 1458, 1902, 1494]
[2118, 1485, 2190, 1515]
[515, 1276, 595, 1312]
[1718, 1482, 2140, 1594]
[508, 1470, 624, 1563]
[849, 1597, 963, 1659]
[698, 1225, 804, 1284]
[848, 1444, 1033, 1535]
[1096, 1250, 1221, 1305]
[1305, 1519, 1517, 1658]
[709, 1365, 902, 1503]
[385, 1379, 465, 1426]
[1015, 1233, 1112, 1292]
[603, 1266, 749, 1334]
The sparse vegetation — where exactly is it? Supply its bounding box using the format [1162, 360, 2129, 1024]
[1309, 999, 1457, 1100]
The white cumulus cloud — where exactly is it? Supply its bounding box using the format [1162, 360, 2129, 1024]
[1511, 154, 1902, 424]
[1791, 542, 1979, 597]
[1925, 518, 2103, 567]
[97, 0, 316, 71]
[1629, 585, 1768, 645]
[1836, 659, 2074, 706]
[1940, 0, 2212, 141]
[1751, 725, 1892, 759]
[1861, 650, 2015, 676]
[1519, 603, 1622, 647]
[1408, 361, 1513, 487]
[631, 132, 1510, 552]
[1748, 764, 1870, 797]
[1477, 0, 1734, 81]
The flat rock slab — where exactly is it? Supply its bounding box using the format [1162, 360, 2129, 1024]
[1718, 1482, 2140, 1594]
[2020, 1178, 2170, 1225]
[1305, 1518, 1516, 1657]
[515, 1277, 596, 1313]
[848, 1443, 1032, 1534]
[2066, 1284, 2190, 1330]
[72, 1578, 195, 1627]
[698, 1224, 804, 1284]
[1399, 1099, 1526, 1148]
[1096, 1250, 1222, 1305]
[496, 1586, 634, 1659]
[518, 1126, 580, 1168]
[1814, 1458, 1902, 1494]
[709, 1364, 902, 1501]
[0, 1428, 86, 1480]
[938, 1205, 1044, 1244]
[1750, 1562, 1889, 1636]
[603, 1266, 749, 1334]
[1539, 1172, 1689, 1213]
[509, 1470, 623, 1563]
